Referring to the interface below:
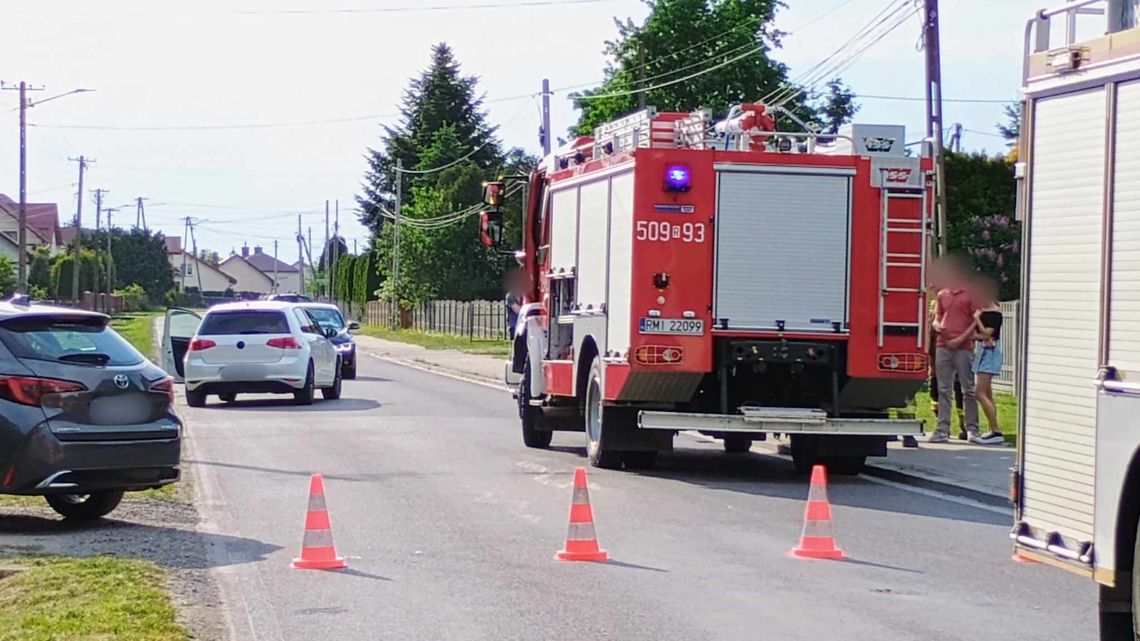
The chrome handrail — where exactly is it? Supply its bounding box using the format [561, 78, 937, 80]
[1022, 0, 1110, 85]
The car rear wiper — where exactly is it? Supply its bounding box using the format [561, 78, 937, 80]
[58, 352, 111, 365]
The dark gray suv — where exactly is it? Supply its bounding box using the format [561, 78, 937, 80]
[0, 301, 181, 519]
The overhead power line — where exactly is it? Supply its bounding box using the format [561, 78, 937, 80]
[238, 0, 630, 14]
[575, 46, 764, 101]
[859, 94, 1012, 104]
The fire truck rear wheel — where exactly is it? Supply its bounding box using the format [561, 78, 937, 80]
[519, 360, 552, 449]
[723, 435, 753, 454]
[584, 357, 623, 469]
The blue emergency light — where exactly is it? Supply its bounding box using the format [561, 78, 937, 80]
[664, 165, 691, 192]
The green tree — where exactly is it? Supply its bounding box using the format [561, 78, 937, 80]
[357, 43, 500, 238]
[95, 229, 174, 305]
[28, 247, 52, 297]
[0, 255, 16, 297]
[375, 127, 506, 306]
[51, 249, 104, 300]
[944, 152, 1020, 300]
[997, 101, 1021, 142]
[816, 79, 859, 134]
[572, 0, 850, 135]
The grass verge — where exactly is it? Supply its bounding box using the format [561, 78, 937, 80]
[110, 311, 160, 358]
[0, 556, 188, 641]
[356, 326, 510, 357]
[905, 388, 1019, 445]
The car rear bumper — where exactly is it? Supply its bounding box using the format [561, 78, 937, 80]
[184, 358, 308, 391]
[2, 422, 181, 495]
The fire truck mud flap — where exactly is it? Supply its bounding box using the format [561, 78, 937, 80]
[636, 407, 922, 436]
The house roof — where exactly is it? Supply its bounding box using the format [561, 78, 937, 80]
[177, 251, 237, 285]
[0, 195, 59, 244]
[244, 248, 298, 274]
[219, 255, 275, 285]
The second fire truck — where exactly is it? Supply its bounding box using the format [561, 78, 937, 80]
[482, 103, 930, 472]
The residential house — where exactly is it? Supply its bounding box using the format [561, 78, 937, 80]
[219, 244, 300, 295]
[165, 237, 237, 294]
[0, 194, 62, 258]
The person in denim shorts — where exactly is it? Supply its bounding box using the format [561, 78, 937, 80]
[969, 275, 1004, 445]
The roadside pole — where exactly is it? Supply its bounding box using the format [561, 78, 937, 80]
[393, 158, 402, 328]
[923, 0, 949, 256]
[68, 155, 90, 303]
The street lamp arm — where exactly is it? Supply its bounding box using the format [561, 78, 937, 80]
[28, 88, 94, 108]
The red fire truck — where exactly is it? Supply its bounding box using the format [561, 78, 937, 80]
[481, 104, 929, 472]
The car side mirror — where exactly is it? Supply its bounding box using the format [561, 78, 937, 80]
[348, 321, 360, 331]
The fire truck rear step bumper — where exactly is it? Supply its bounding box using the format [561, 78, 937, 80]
[637, 409, 922, 436]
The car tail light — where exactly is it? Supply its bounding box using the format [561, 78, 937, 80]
[877, 353, 927, 373]
[188, 338, 216, 351]
[149, 376, 175, 405]
[633, 345, 684, 365]
[0, 376, 86, 407]
[267, 336, 302, 349]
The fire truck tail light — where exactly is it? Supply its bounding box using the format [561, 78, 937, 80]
[877, 353, 927, 373]
[634, 345, 684, 365]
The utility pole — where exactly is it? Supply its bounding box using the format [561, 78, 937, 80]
[181, 217, 190, 293]
[541, 79, 552, 155]
[637, 42, 647, 111]
[297, 214, 305, 296]
[3, 82, 42, 294]
[923, 0, 949, 256]
[68, 156, 90, 303]
[92, 189, 106, 311]
[393, 158, 403, 328]
[332, 200, 340, 300]
[324, 200, 330, 299]
[105, 206, 115, 307]
[188, 220, 203, 295]
[135, 197, 148, 232]
[273, 240, 279, 295]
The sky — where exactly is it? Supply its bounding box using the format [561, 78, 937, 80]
[0, 0, 1054, 264]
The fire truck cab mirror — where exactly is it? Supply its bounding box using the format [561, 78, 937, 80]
[482, 181, 506, 209]
[479, 211, 503, 249]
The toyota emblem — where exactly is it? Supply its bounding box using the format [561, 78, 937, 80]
[113, 374, 130, 390]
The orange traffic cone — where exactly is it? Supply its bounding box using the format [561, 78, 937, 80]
[555, 467, 608, 562]
[791, 465, 846, 560]
[292, 474, 347, 570]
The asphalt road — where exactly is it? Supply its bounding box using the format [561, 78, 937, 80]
[183, 351, 1097, 641]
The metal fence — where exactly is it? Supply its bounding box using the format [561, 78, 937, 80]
[338, 297, 1022, 394]
[345, 299, 510, 341]
[996, 300, 1019, 396]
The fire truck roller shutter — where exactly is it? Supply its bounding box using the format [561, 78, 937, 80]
[607, 171, 636, 355]
[713, 167, 853, 332]
[1021, 87, 1105, 545]
[576, 179, 611, 311]
[550, 187, 579, 272]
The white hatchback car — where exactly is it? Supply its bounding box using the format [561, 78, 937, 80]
[165, 302, 341, 407]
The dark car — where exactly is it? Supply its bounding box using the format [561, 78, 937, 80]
[0, 302, 181, 519]
[299, 303, 359, 379]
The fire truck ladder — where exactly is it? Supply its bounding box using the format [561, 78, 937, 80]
[878, 176, 928, 349]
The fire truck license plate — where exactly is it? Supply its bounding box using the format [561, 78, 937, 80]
[639, 318, 704, 335]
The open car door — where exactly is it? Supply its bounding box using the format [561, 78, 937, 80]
[163, 308, 202, 382]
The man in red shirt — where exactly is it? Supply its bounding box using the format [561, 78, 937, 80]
[929, 256, 981, 443]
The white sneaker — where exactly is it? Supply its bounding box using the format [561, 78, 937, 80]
[970, 431, 1005, 445]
